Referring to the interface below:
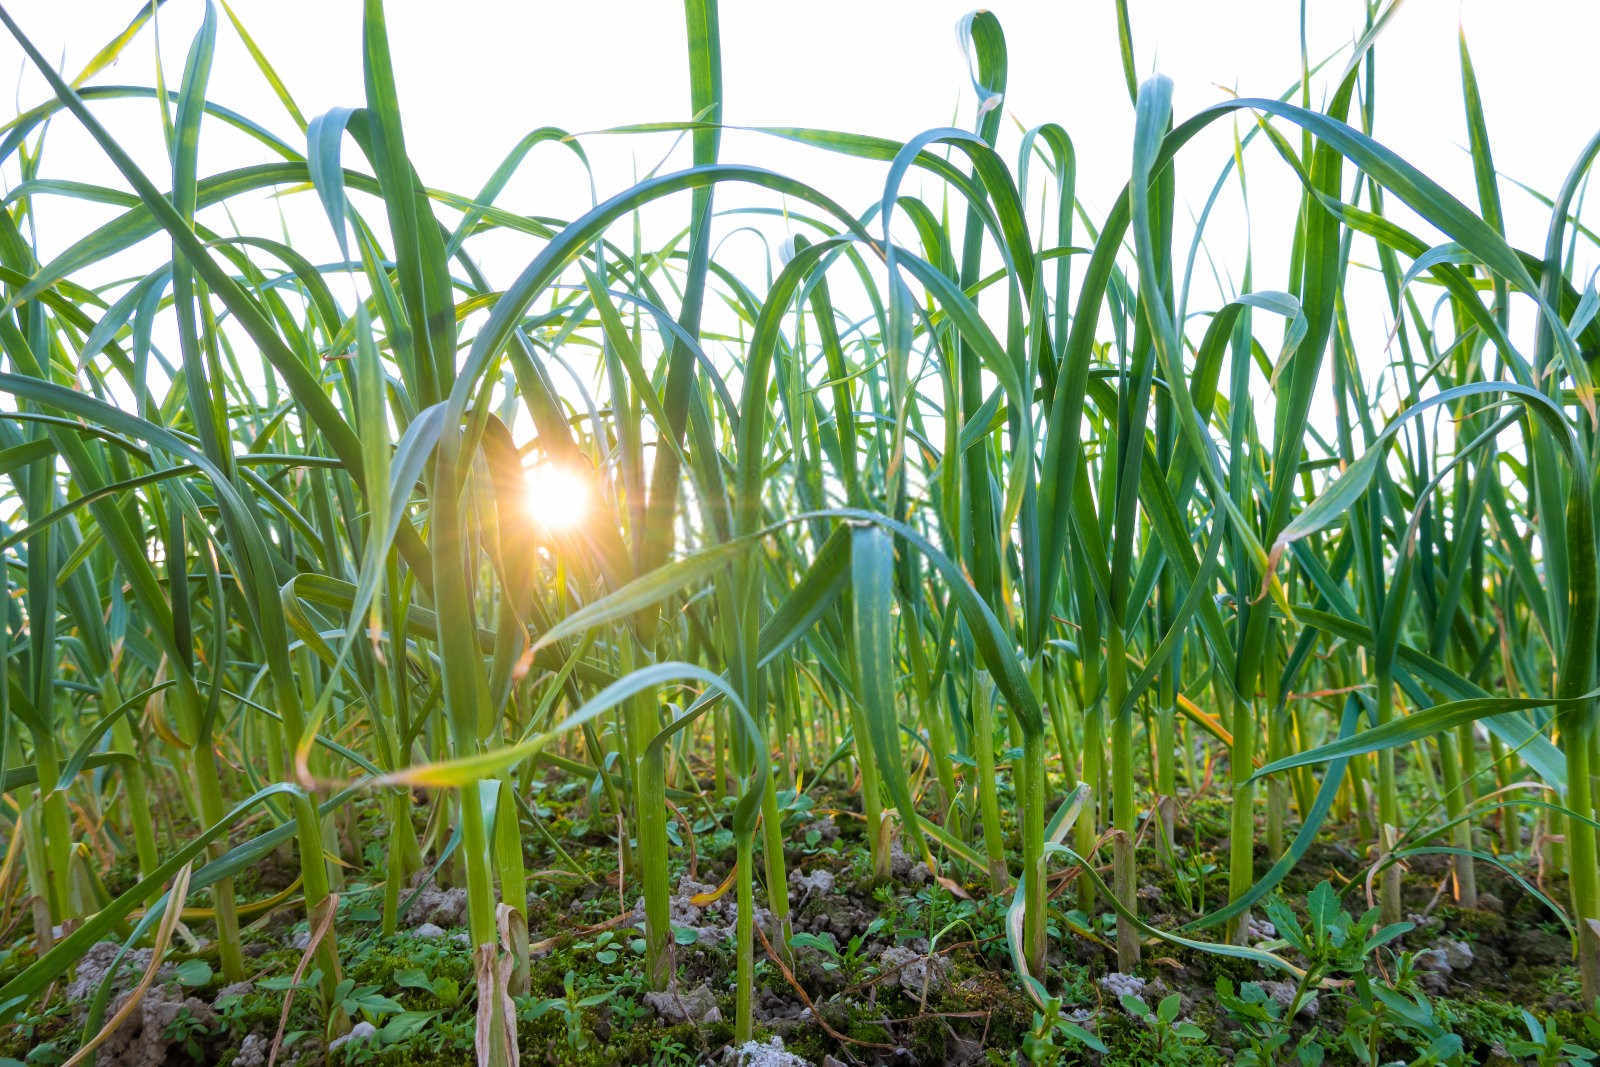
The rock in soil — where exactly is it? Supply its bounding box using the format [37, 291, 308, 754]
[328, 1020, 378, 1053]
[790, 868, 835, 896]
[232, 1032, 269, 1067]
[1098, 971, 1146, 999]
[1407, 911, 1445, 934]
[643, 983, 722, 1024]
[1415, 938, 1474, 974]
[656, 874, 772, 946]
[1440, 938, 1475, 970]
[402, 883, 469, 928]
[723, 1035, 812, 1066]
[214, 980, 254, 1003]
[879, 944, 951, 996]
[1414, 937, 1474, 993]
[1259, 980, 1319, 1018]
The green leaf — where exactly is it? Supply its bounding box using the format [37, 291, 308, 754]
[379, 1011, 436, 1044]
[174, 959, 212, 987]
[393, 969, 433, 993]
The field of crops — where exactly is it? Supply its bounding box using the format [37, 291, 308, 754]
[0, 0, 1597, 1064]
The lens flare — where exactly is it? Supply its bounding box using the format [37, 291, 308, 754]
[524, 462, 589, 533]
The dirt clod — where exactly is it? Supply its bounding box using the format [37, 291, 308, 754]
[67, 941, 169, 1003]
[95, 985, 217, 1067]
[888, 838, 930, 885]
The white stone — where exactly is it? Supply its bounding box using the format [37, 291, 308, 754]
[327, 1021, 378, 1053]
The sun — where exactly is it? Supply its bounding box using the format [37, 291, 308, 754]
[524, 462, 590, 533]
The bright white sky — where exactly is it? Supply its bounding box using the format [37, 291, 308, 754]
[4, 1, 1592, 234]
[1, 1, 1598, 459]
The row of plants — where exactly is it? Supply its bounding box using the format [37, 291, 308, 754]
[0, 0, 1595, 1061]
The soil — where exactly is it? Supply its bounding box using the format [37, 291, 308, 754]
[0, 777, 1590, 1066]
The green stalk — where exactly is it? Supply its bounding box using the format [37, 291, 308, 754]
[381, 791, 411, 935]
[848, 696, 890, 882]
[1264, 632, 1286, 860]
[1021, 730, 1047, 975]
[1566, 715, 1600, 1003]
[1487, 733, 1518, 852]
[793, 688, 813, 772]
[908, 621, 958, 818]
[18, 794, 53, 953]
[1107, 627, 1138, 969]
[1178, 716, 1198, 818]
[1374, 673, 1402, 924]
[1456, 722, 1479, 842]
[626, 644, 672, 990]
[459, 785, 497, 945]
[1155, 415, 1179, 857]
[104, 680, 158, 888]
[291, 791, 345, 1012]
[759, 770, 793, 956]
[971, 682, 1009, 892]
[712, 706, 729, 797]
[493, 780, 531, 995]
[1077, 668, 1104, 914]
[269, 626, 344, 1016]
[190, 740, 245, 982]
[1155, 685, 1177, 859]
[1350, 752, 1375, 840]
[1436, 729, 1477, 907]
[734, 831, 755, 1043]
[1558, 483, 1599, 1003]
[1226, 692, 1256, 945]
[28, 730, 74, 930]
[1265, 708, 1288, 860]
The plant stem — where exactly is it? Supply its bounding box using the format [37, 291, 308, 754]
[734, 830, 755, 1043]
[627, 644, 673, 991]
[1226, 692, 1256, 946]
[1108, 627, 1139, 969]
[972, 680, 1009, 893]
[1022, 730, 1048, 976]
[760, 770, 793, 957]
[1375, 674, 1402, 925]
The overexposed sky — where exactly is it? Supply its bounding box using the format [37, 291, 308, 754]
[1, 1, 1597, 456]
[5, 1, 1594, 239]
